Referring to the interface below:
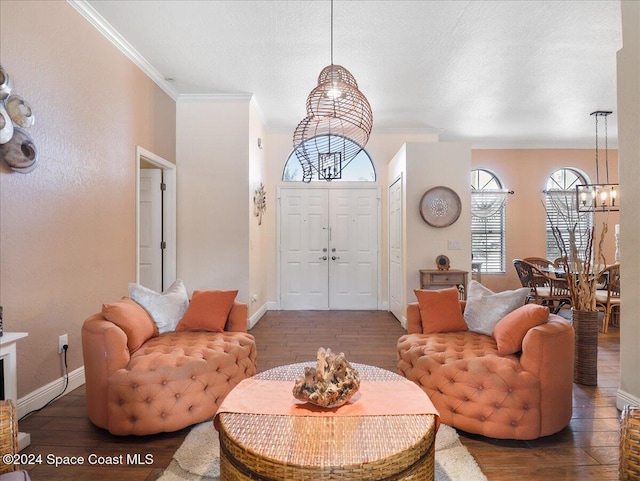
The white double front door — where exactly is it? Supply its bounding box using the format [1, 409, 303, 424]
[279, 187, 379, 310]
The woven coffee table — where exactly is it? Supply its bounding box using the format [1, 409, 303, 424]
[216, 363, 437, 480]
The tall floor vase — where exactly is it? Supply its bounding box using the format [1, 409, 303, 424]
[572, 309, 599, 386]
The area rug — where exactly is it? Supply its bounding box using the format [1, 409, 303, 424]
[158, 421, 487, 481]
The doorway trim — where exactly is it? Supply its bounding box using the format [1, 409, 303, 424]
[276, 183, 382, 310]
[135, 146, 177, 291]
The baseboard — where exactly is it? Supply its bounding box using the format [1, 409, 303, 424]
[617, 388, 640, 410]
[249, 303, 268, 329]
[17, 366, 86, 420]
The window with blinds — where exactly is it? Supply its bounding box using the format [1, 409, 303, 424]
[544, 168, 594, 260]
[471, 169, 507, 273]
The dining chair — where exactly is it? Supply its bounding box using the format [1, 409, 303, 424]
[523, 257, 554, 270]
[595, 263, 621, 333]
[513, 259, 572, 313]
[523, 256, 558, 283]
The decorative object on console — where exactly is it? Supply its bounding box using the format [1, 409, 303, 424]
[0, 65, 38, 173]
[292, 347, 360, 408]
[576, 110, 618, 213]
[253, 183, 266, 225]
[419, 186, 461, 227]
[292, 0, 373, 182]
[435, 254, 450, 271]
[128, 279, 189, 334]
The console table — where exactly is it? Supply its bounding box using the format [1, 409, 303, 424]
[419, 269, 469, 300]
[0, 332, 30, 450]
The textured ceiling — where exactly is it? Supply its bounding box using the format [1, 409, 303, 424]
[82, 0, 622, 147]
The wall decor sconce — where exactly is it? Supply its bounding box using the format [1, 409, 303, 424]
[0, 64, 38, 173]
[253, 183, 266, 225]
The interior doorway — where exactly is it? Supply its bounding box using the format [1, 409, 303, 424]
[278, 186, 380, 310]
[136, 147, 176, 291]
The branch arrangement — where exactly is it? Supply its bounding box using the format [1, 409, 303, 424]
[544, 195, 608, 312]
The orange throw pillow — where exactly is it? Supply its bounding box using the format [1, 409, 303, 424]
[414, 287, 467, 334]
[493, 304, 550, 355]
[176, 290, 238, 332]
[102, 297, 158, 353]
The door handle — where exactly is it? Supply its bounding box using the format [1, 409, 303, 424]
[332, 256, 340, 261]
[319, 256, 327, 260]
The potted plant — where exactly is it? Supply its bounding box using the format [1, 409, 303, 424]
[545, 197, 608, 386]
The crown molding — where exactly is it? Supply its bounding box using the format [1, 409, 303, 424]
[67, 0, 179, 101]
[177, 93, 254, 103]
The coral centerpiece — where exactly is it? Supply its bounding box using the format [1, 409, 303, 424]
[292, 348, 361, 408]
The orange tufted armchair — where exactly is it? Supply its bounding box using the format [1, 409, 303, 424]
[397, 301, 574, 440]
[82, 301, 257, 435]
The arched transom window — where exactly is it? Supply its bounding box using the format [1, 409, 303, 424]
[283, 135, 376, 182]
[470, 169, 507, 273]
[544, 168, 594, 260]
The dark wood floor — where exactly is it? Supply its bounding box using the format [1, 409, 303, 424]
[18, 310, 620, 480]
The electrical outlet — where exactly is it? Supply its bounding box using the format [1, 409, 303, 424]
[447, 240, 462, 250]
[58, 334, 68, 354]
[251, 294, 258, 303]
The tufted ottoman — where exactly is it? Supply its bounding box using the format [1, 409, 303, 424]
[82, 302, 257, 435]
[397, 302, 574, 440]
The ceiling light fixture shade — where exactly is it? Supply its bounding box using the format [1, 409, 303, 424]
[576, 111, 619, 213]
[292, 2, 373, 182]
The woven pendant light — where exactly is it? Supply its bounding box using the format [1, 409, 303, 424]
[292, 1, 373, 182]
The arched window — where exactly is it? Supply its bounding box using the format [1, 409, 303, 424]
[283, 135, 376, 182]
[544, 168, 594, 260]
[470, 169, 507, 273]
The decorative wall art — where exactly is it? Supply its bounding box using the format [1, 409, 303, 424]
[419, 186, 461, 227]
[253, 183, 266, 225]
[0, 65, 38, 173]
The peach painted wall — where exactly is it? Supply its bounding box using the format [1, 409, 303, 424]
[472, 149, 619, 292]
[0, 1, 176, 397]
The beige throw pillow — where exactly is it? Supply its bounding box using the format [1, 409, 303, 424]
[463, 280, 530, 336]
[128, 279, 189, 334]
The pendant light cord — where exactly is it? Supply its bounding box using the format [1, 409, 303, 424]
[605, 114, 609, 184]
[330, 0, 334, 65]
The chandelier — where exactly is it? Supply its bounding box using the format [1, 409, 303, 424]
[576, 111, 619, 213]
[292, 0, 373, 182]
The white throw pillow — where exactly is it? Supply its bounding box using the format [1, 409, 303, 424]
[128, 279, 189, 334]
[463, 280, 530, 336]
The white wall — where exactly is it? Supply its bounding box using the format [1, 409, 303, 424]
[176, 100, 250, 301]
[248, 100, 268, 320]
[404, 142, 472, 305]
[617, 0, 640, 409]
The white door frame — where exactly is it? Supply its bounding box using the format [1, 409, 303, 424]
[135, 146, 177, 291]
[388, 174, 405, 325]
[276, 183, 382, 310]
